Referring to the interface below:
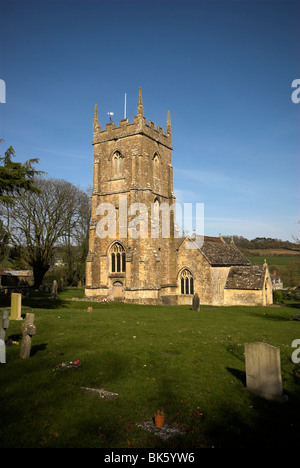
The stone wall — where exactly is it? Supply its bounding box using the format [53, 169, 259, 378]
[224, 288, 264, 306]
[177, 238, 211, 305]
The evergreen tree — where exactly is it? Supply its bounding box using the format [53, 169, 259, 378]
[0, 139, 42, 204]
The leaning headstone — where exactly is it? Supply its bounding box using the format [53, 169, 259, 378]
[10, 293, 22, 320]
[192, 293, 200, 311]
[87, 307, 93, 313]
[244, 342, 287, 402]
[20, 313, 36, 359]
[0, 310, 10, 363]
[51, 280, 58, 300]
[58, 278, 64, 291]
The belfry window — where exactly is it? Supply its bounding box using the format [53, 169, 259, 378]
[153, 198, 159, 221]
[113, 152, 123, 176]
[180, 269, 194, 295]
[111, 243, 126, 273]
[153, 154, 160, 178]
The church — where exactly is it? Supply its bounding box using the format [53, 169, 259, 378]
[85, 88, 273, 307]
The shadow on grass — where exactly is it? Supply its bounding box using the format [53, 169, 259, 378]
[226, 366, 246, 386]
[243, 308, 296, 322]
[6, 333, 22, 342]
[2, 352, 300, 448]
[176, 371, 300, 448]
[23, 296, 66, 310]
[142, 372, 300, 448]
[31, 343, 48, 356]
[198, 398, 300, 448]
[5, 332, 47, 356]
[0, 294, 65, 310]
[0, 286, 90, 311]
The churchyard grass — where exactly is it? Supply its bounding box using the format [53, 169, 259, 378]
[1, 287, 300, 448]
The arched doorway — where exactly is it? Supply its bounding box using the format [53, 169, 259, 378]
[113, 281, 123, 301]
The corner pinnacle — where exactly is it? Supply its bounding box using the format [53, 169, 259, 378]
[138, 87, 144, 116]
[94, 104, 99, 130]
[166, 110, 172, 134]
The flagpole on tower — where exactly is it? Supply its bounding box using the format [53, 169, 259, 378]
[124, 92, 127, 119]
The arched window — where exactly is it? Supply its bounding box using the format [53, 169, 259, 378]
[153, 153, 160, 178]
[110, 243, 126, 273]
[151, 198, 160, 238]
[179, 269, 194, 295]
[112, 151, 123, 176]
[153, 198, 159, 222]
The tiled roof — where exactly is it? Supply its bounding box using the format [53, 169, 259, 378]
[200, 238, 250, 266]
[178, 235, 250, 266]
[225, 265, 266, 290]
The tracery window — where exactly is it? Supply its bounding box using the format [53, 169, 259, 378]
[113, 151, 123, 176]
[111, 243, 126, 273]
[180, 269, 194, 295]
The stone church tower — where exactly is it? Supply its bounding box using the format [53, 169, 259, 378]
[85, 88, 273, 307]
[85, 88, 178, 304]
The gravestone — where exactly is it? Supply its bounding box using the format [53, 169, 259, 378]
[0, 310, 10, 363]
[20, 313, 36, 359]
[244, 342, 287, 401]
[51, 280, 58, 300]
[10, 293, 22, 320]
[87, 307, 93, 313]
[80, 387, 118, 399]
[192, 293, 200, 311]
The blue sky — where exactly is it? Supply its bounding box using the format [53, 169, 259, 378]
[0, 0, 299, 241]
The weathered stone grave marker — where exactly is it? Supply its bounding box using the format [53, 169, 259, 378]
[87, 307, 93, 313]
[20, 313, 36, 359]
[10, 293, 22, 320]
[51, 280, 58, 300]
[192, 293, 200, 311]
[80, 387, 118, 399]
[0, 310, 10, 363]
[244, 342, 287, 401]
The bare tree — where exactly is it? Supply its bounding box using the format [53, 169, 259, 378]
[61, 185, 91, 285]
[1, 177, 89, 287]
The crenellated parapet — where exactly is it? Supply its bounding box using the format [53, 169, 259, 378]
[92, 88, 172, 149]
